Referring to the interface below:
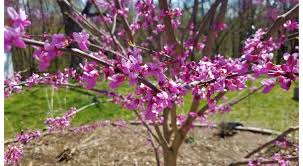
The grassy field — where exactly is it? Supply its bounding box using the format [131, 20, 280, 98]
[5, 81, 298, 139]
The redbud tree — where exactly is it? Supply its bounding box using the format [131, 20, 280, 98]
[4, 0, 299, 165]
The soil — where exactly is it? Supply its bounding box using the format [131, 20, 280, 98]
[12, 124, 294, 166]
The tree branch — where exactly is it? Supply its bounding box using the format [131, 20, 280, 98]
[263, 4, 298, 40]
[158, 0, 179, 46]
[193, 0, 222, 48]
[245, 126, 299, 158]
[21, 38, 161, 93]
[202, 0, 228, 57]
[113, 0, 134, 43]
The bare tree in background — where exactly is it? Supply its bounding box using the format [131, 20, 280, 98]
[57, 0, 93, 69]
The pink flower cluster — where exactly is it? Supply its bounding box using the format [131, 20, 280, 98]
[4, 73, 22, 97]
[159, 8, 182, 29]
[80, 61, 100, 89]
[16, 131, 41, 144]
[44, 107, 77, 132]
[73, 32, 89, 51]
[272, 154, 291, 166]
[241, 29, 297, 92]
[33, 34, 68, 71]
[4, 7, 31, 52]
[4, 69, 76, 98]
[135, 0, 156, 29]
[4, 145, 23, 165]
[283, 20, 299, 32]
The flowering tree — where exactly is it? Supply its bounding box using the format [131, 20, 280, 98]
[4, 0, 299, 165]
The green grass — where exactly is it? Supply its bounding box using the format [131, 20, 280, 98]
[5, 81, 298, 139]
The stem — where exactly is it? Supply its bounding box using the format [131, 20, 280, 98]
[245, 126, 299, 158]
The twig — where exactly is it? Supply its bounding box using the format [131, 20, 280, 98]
[202, 0, 228, 57]
[133, 110, 162, 146]
[192, 0, 222, 50]
[4, 102, 98, 145]
[219, 86, 263, 107]
[91, 0, 126, 53]
[147, 132, 161, 166]
[113, 0, 134, 43]
[263, 4, 298, 40]
[245, 126, 299, 158]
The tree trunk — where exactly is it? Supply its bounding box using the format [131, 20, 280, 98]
[163, 149, 177, 166]
[57, 0, 83, 69]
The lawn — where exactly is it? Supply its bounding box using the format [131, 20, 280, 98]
[4, 80, 298, 139]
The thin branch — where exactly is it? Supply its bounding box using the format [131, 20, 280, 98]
[263, 4, 298, 40]
[128, 43, 175, 61]
[21, 38, 161, 93]
[133, 110, 162, 146]
[111, 14, 117, 34]
[4, 101, 98, 145]
[154, 125, 170, 148]
[245, 126, 299, 158]
[147, 132, 161, 166]
[223, 86, 263, 107]
[193, 0, 222, 48]
[91, 0, 126, 53]
[113, 0, 134, 43]
[202, 0, 228, 57]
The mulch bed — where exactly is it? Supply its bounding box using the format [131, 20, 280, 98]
[11, 124, 294, 166]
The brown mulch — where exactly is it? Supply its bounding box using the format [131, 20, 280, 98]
[14, 125, 288, 166]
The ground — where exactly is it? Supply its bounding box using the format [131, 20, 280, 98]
[5, 81, 299, 165]
[11, 124, 298, 166]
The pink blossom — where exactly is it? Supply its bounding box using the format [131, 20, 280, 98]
[33, 47, 53, 71]
[7, 7, 31, 29]
[278, 76, 291, 90]
[4, 145, 23, 165]
[109, 74, 125, 89]
[80, 61, 100, 89]
[218, 104, 231, 113]
[33, 34, 67, 71]
[73, 32, 89, 51]
[212, 22, 227, 32]
[173, 8, 182, 17]
[45, 107, 77, 132]
[156, 24, 165, 33]
[272, 154, 290, 166]
[248, 160, 261, 166]
[283, 20, 298, 32]
[26, 73, 40, 88]
[130, 22, 141, 32]
[197, 42, 205, 50]
[261, 78, 276, 93]
[16, 131, 41, 144]
[4, 73, 22, 97]
[4, 27, 26, 52]
[171, 19, 180, 29]
[117, 8, 129, 17]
